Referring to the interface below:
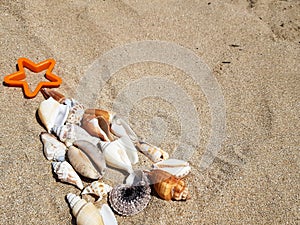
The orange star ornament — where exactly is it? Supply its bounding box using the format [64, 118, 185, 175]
[3, 58, 62, 98]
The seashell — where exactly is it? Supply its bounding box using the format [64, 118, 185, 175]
[99, 139, 133, 174]
[99, 204, 118, 225]
[81, 181, 112, 202]
[38, 97, 69, 132]
[81, 113, 114, 141]
[117, 136, 139, 165]
[52, 124, 99, 147]
[52, 161, 83, 190]
[68, 145, 101, 180]
[125, 170, 150, 186]
[65, 99, 85, 126]
[146, 169, 190, 201]
[40, 132, 66, 161]
[152, 159, 191, 178]
[41, 88, 67, 103]
[108, 181, 151, 216]
[84, 108, 115, 124]
[136, 141, 169, 162]
[110, 116, 139, 143]
[74, 140, 106, 177]
[67, 193, 104, 225]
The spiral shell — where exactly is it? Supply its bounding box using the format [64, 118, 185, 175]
[136, 141, 169, 162]
[40, 132, 66, 161]
[146, 169, 190, 201]
[152, 159, 191, 178]
[109, 181, 151, 216]
[52, 161, 83, 190]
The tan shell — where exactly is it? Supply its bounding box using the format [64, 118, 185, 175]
[67, 146, 101, 180]
[84, 108, 115, 124]
[81, 181, 112, 202]
[136, 142, 169, 162]
[146, 169, 190, 201]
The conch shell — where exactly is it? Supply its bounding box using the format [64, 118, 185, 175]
[136, 141, 169, 162]
[67, 145, 101, 180]
[67, 193, 104, 225]
[38, 97, 69, 132]
[152, 159, 191, 178]
[146, 169, 190, 201]
[81, 181, 112, 202]
[40, 132, 66, 161]
[52, 161, 83, 190]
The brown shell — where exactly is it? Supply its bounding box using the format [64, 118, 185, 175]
[84, 108, 113, 124]
[41, 88, 66, 103]
[147, 169, 190, 201]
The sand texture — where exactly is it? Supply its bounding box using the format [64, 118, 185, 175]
[0, 1, 299, 224]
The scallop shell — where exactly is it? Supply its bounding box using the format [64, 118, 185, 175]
[146, 169, 190, 201]
[52, 124, 99, 147]
[38, 97, 69, 132]
[81, 113, 114, 141]
[81, 181, 112, 202]
[152, 159, 191, 178]
[136, 141, 169, 162]
[40, 132, 66, 161]
[52, 161, 83, 190]
[67, 193, 104, 225]
[109, 181, 151, 216]
[67, 145, 101, 180]
[99, 139, 133, 174]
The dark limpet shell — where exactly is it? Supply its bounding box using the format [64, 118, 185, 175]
[108, 181, 151, 216]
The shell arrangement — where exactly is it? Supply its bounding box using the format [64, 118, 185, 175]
[37, 88, 192, 225]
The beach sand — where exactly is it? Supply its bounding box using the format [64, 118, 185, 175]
[0, 1, 299, 224]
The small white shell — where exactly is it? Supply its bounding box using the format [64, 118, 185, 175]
[40, 132, 66, 161]
[38, 97, 69, 132]
[136, 141, 169, 162]
[82, 181, 112, 202]
[99, 204, 118, 225]
[152, 159, 191, 178]
[117, 136, 139, 165]
[52, 161, 83, 190]
[111, 116, 139, 143]
[99, 139, 133, 174]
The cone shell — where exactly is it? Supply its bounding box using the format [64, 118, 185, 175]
[152, 159, 191, 178]
[81, 181, 112, 201]
[40, 132, 66, 161]
[38, 97, 69, 132]
[137, 142, 169, 162]
[146, 169, 190, 201]
[67, 146, 101, 180]
[67, 193, 104, 225]
[52, 161, 84, 190]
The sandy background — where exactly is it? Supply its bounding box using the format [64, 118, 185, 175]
[0, 0, 299, 224]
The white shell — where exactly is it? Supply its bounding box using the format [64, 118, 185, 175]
[38, 97, 69, 132]
[65, 99, 85, 126]
[67, 193, 104, 225]
[82, 181, 112, 201]
[152, 159, 191, 178]
[117, 136, 139, 164]
[137, 141, 169, 162]
[99, 204, 118, 225]
[99, 139, 133, 174]
[111, 116, 139, 143]
[40, 132, 66, 161]
[68, 146, 101, 180]
[52, 161, 83, 190]
[52, 124, 99, 147]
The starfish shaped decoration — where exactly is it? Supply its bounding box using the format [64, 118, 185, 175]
[3, 58, 62, 98]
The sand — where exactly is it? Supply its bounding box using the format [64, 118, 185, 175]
[0, 0, 299, 224]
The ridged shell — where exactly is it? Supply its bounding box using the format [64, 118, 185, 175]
[38, 97, 69, 132]
[81, 181, 112, 201]
[67, 146, 100, 179]
[40, 132, 66, 161]
[52, 161, 83, 190]
[109, 181, 151, 216]
[136, 141, 169, 162]
[67, 193, 104, 225]
[152, 159, 191, 178]
[146, 169, 190, 201]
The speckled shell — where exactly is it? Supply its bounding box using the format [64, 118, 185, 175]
[67, 193, 104, 225]
[52, 161, 83, 190]
[67, 146, 100, 180]
[152, 159, 191, 178]
[146, 169, 190, 201]
[136, 141, 169, 162]
[40, 132, 66, 161]
[81, 181, 112, 201]
[65, 99, 85, 126]
[109, 181, 151, 216]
